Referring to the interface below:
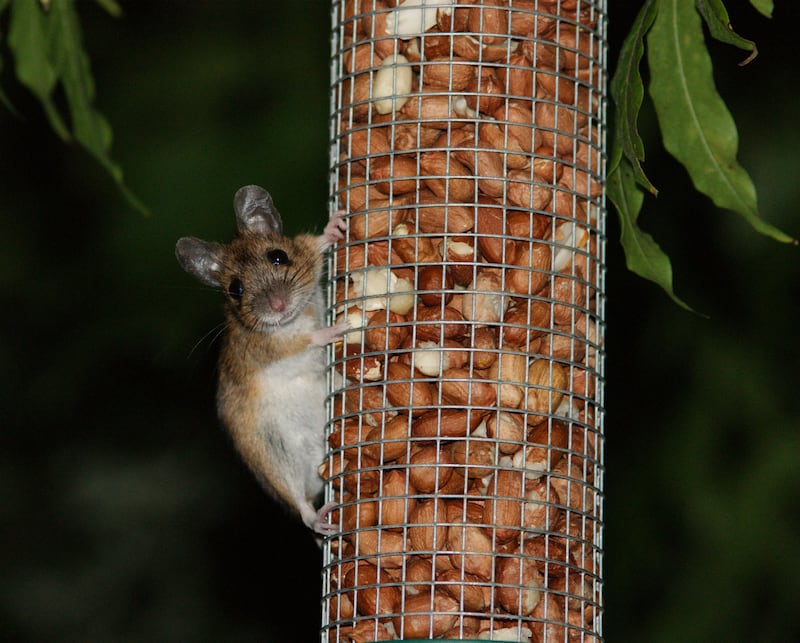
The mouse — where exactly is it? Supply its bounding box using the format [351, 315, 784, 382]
[175, 185, 346, 535]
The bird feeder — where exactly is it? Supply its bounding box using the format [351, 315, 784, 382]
[323, 1, 606, 640]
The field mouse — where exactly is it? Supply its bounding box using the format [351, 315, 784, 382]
[175, 185, 346, 535]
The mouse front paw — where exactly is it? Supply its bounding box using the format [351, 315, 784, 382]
[321, 210, 347, 246]
[311, 321, 349, 347]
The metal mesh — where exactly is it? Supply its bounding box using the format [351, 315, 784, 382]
[323, 1, 606, 640]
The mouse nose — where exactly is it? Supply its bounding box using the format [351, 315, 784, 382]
[269, 295, 286, 312]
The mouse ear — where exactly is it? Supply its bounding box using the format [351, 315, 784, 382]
[176, 237, 225, 288]
[233, 185, 283, 236]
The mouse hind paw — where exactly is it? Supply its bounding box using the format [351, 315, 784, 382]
[312, 501, 339, 536]
[301, 501, 338, 536]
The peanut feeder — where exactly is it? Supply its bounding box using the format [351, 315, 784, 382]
[323, 1, 606, 641]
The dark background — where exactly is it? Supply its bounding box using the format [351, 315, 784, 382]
[1, 1, 798, 641]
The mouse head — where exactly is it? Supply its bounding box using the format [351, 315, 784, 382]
[176, 185, 323, 329]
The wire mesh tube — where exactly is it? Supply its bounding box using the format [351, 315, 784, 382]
[323, 1, 606, 640]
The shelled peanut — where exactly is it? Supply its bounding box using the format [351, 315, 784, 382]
[325, 1, 604, 641]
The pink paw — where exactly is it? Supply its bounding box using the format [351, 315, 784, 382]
[312, 501, 339, 536]
[311, 321, 349, 346]
[322, 210, 347, 246]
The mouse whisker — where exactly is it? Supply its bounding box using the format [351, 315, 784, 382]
[187, 321, 228, 359]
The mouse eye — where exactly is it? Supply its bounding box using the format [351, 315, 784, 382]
[266, 249, 291, 266]
[228, 277, 244, 300]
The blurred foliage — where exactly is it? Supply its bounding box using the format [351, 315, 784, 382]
[0, 1, 798, 642]
[2, 0, 143, 212]
[609, 0, 793, 311]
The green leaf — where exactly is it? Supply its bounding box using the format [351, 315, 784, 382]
[9, 0, 57, 95]
[8, 0, 70, 139]
[609, 0, 658, 195]
[647, 0, 794, 244]
[94, 0, 122, 18]
[0, 0, 17, 113]
[47, 0, 148, 214]
[695, 0, 757, 64]
[48, 0, 106, 158]
[749, 0, 773, 18]
[608, 144, 695, 311]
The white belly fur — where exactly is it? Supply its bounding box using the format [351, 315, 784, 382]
[255, 345, 326, 500]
